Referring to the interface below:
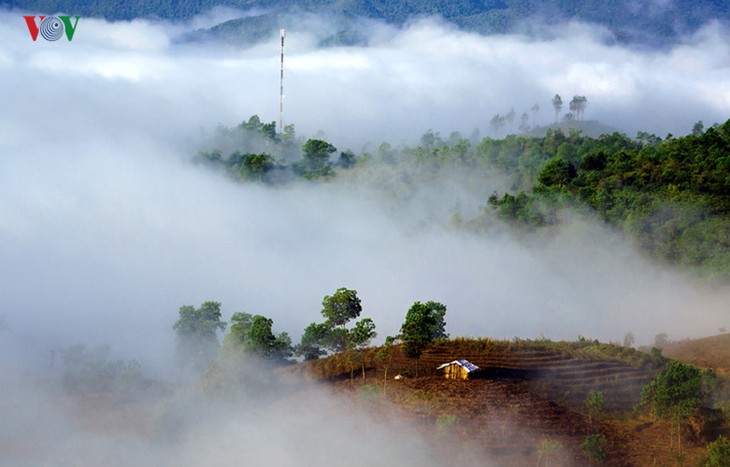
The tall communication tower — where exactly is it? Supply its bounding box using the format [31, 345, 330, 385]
[279, 28, 286, 132]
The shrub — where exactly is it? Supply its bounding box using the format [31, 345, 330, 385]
[703, 436, 730, 466]
[582, 434, 607, 463]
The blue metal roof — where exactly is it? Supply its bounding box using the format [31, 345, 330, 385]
[436, 360, 480, 372]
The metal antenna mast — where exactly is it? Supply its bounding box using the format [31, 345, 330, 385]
[279, 28, 286, 132]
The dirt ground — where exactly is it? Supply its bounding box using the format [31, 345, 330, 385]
[329, 373, 716, 466]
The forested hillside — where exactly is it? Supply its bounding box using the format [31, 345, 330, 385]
[196, 116, 730, 281]
[483, 123, 730, 279]
[5, 0, 729, 45]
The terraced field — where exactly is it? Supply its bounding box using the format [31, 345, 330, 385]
[367, 376, 597, 466]
[304, 338, 719, 465]
[374, 340, 658, 413]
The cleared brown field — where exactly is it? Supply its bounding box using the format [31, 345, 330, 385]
[300, 338, 728, 465]
[662, 333, 730, 372]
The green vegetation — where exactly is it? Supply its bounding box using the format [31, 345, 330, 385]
[320, 287, 363, 331]
[400, 301, 448, 374]
[197, 114, 730, 281]
[295, 287, 377, 379]
[640, 361, 704, 419]
[702, 436, 730, 466]
[581, 433, 607, 463]
[222, 312, 293, 362]
[639, 361, 714, 452]
[296, 138, 337, 178]
[487, 122, 730, 279]
[586, 390, 604, 424]
[172, 301, 227, 372]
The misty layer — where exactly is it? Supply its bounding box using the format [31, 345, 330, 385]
[0, 349, 455, 467]
[2, 9, 730, 361]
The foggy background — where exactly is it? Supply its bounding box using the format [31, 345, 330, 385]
[1, 8, 729, 467]
[1, 8, 729, 372]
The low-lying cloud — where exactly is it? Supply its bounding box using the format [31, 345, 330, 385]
[1, 9, 729, 368]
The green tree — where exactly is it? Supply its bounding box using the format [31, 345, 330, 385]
[243, 114, 262, 131]
[348, 317, 377, 380]
[321, 287, 362, 329]
[552, 94, 563, 123]
[296, 322, 331, 360]
[537, 157, 577, 188]
[506, 107, 516, 133]
[693, 120, 705, 136]
[228, 312, 254, 342]
[296, 288, 380, 374]
[239, 153, 275, 181]
[586, 390, 605, 424]
[581, 434, 607, 463]
[703, 436, 730, 466]
[261, 121, 277, 140]
[338, 150, 357, 168]
[321, 288, 369, 360]
[172, 301, 227, 372]
[247, 315, 292, 359]
[570, 95, 588, 120]
[400, 301, 448, 375]
[640, 361, 704, 452]
[224, 312, 292, 362]
[302, 138, 336, 172]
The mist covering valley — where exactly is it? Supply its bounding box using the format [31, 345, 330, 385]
[1, 6, 730, 466]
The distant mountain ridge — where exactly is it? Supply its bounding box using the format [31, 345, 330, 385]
[4, 0, 729, 46]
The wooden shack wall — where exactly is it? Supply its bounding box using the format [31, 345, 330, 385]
[443, 364, 469, 380]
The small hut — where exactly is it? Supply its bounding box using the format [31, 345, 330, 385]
[436, 360, 480, 380]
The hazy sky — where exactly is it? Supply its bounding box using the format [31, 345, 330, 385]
[1, 10, 729, 371]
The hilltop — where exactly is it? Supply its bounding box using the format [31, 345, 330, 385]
[663, 334, 730, 373]
[289, 337, 730, 465]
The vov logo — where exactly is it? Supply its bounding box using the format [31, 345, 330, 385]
[24, 16, 80, 42]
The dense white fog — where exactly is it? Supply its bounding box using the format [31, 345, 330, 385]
[1, 9, 729, 368]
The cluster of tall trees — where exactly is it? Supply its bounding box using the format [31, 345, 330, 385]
[639, 361, 719, 453]
[172, 289, 448, 375]
[296, 288, 376, 378]
[195, 114, 730, 280]
[193, 115, 357, 183]
[483, 120, 730, 278]
[551, 94, 588, 123]
[488, 93, 587, 137]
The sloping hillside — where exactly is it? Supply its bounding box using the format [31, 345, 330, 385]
[296, 338, 727, 465]
[303, 338, 662, 412]
[663, 334, 730, 372]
